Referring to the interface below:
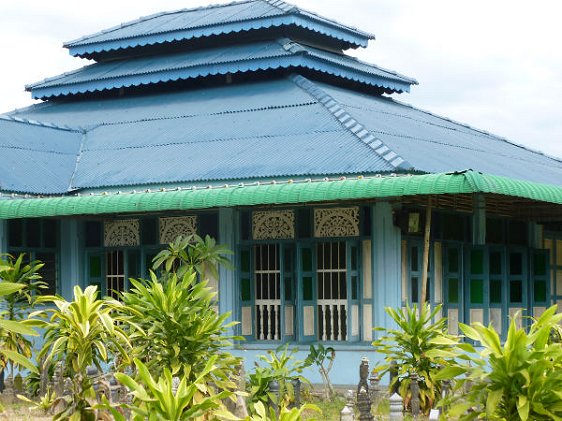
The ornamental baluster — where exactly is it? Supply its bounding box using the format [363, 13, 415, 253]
[268, 304, 274, 340]
[259, 305, 266, 340]
[274, 304, 280, 340]
[321, 305, 328, 341]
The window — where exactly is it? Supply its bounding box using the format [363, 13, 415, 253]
[317, 242, 347, 341]
[254, 244, 281, 340]
[84, 214, 216, 295]
[239, 207, 364, 343]
[8, 218, 59, 295]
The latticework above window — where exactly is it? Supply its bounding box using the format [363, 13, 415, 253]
[159, 216, 197, 244]
[314, 207, 359, 238]
[104, 219, 140, 247]
[252, 210, 295, 240]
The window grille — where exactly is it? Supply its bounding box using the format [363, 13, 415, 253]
[106, 250, 125, 300]
[317, 242, 347, 341]
[254, 244, 281, 340]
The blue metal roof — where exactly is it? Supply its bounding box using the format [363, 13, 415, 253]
[315, 82, 562, 184]
[27, 39, 415, 99]
[64, 0, 373, 58]
[5, 75, 562, 194]
[0, 116, 82, 194]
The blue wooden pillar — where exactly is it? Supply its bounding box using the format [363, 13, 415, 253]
[218, 207, 239, 333]
[0, 219, 6, 256]
[472, 194, 486, 245]
[371, 202, 402, 337]
[59, 219, 84, 300]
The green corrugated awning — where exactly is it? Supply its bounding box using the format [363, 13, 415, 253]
[0, 170, 561, 219]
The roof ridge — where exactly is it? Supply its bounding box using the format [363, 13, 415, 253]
[0, 114, 85, 133]
[64, 0, 257, 47]
[289, 74, 412, 170]
[384, 96, 562, 166]
[293, 41, 417, 84]
[262, 0, 297, 13]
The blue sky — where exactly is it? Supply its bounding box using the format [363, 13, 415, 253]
[1, 0, 561, 159]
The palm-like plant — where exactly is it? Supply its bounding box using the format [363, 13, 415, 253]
[116, 270, 241, 390]
[0, 253, 44, 377]
[0, 279, 39, 375]
[372, 303, 460, 415]
[152, 234, 233, 281]
[37, 285, 131, 420]
[437, 305, 562, 420]
[101, 357, 235, 421]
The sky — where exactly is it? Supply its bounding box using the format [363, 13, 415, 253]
[0, 1, 561, 159]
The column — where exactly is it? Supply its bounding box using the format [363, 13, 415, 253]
[0, 220, 7, 255]
[218, 207, 239, 334]
[472, 194, 486, 245]
[371, 202, 402, 337]
[59, 219, 84, 300]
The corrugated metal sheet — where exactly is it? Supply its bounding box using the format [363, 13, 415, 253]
[1, 171, 561, 220]
[317, 83, 562, 186]
[27, 39, 414, 99]
[0, 118, 82, 194]
[7, 76, 562, 195]
[64, 0, 372, 57]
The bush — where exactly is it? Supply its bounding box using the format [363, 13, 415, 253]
[437, 305, 562, 420]
[247, 345, 310, 411]
[372, 303, 460, 415]
[37, 285, 131, 419]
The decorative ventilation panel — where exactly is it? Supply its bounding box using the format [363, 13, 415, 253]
[104, 219, 140, 247]
[159, 216, 197, 244]
[252, 210, 295, 240]
[314, 207, 359, 238]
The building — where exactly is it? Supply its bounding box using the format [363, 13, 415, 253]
[1, 0, 561, 384]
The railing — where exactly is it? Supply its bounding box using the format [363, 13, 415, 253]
[317, 299, 347, 341]
[255, 300, 280, 340]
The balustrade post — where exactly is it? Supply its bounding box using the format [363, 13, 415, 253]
[388, 392, 404, 420]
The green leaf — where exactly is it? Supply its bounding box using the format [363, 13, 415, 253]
[0, 281, 25, 296]
[0, 349, 38, 374]
[517, 395, 530, 421]
[486, 389, 503, 416]
[0, 319, 38, 336]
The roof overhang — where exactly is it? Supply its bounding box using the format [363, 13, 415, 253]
[0, 171, 561, 221]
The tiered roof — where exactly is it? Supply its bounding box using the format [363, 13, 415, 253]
[1, 0, 561, 200]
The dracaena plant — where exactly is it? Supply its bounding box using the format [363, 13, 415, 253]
[437, 305, 562, 421]
[0, 253, 45, 378]
[245, 401, 321, 421]
[100, 357, 236, 421]
[247, 345, 311, 412]
[115, 268, 241, 390]
[372, 303, 461, 415]
[36, 285, 131, 420]
[0, 278, 40, 375]
[152, 234, 233, 281]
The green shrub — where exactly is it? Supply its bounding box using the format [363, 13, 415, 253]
[0, 253, 45, 377]
[100, 357, 235, 421]
[37, 285, 131, 420]
[304, 344, 335, 400]
[248, 345, 310, 411]
[372, 303, 460, 415]
[116, 269, 241, 390]
[437, 305, 562, 420]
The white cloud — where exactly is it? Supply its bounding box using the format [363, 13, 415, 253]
[1, 0, 561, 158]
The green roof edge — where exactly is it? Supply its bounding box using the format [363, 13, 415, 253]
[0, 171, 561, 220]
